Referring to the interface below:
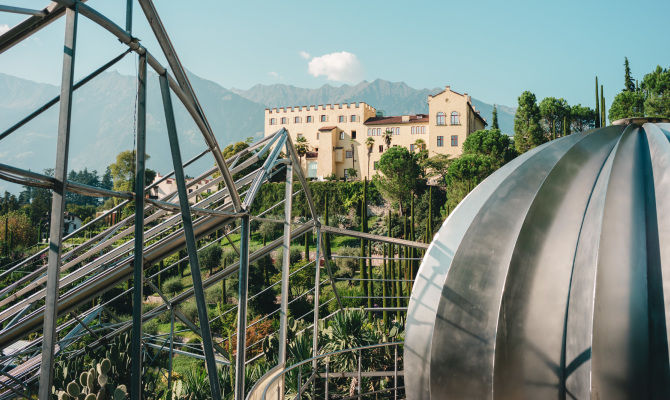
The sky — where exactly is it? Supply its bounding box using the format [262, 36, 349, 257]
[1, 0, 670, 109]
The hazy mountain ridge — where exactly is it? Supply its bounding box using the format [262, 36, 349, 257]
[232, 79, 516, 134]
[0, 72, 514, 193]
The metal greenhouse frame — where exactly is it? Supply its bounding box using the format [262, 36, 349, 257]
[0, 2, 428, 399]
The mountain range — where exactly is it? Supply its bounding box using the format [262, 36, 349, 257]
[0, 72, 515, 193]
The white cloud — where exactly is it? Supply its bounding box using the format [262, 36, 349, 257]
[0, 24, 10, 35]
[299, 51, 311, 60]
[307, 51, 363, 83]
[268, 71, 279, 78]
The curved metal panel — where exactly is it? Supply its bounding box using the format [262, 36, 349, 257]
[406, 122, 670, 399]
[430, 133, 583, 399]
[404, 141, 554, 400]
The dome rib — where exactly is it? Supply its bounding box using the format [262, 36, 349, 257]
[429, 133, 584, 399]
[493, 125, 623, 399]
[406, 121, 670, 399]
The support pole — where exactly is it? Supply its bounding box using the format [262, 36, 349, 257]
[159, 73, 222, 399]
[235, 215, 251, 400]
[130, 51, 147, 400]
[125, 0, 132, 33]
[278, 162, 293, 365]
[311, 227, 321, 369]
[38, 5, 77, 399]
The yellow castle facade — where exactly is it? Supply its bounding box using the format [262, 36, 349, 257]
[263, 86, 487, 180]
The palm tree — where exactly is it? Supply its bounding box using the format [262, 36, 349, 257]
[383, 129, 393, 150]
[295, 136, 308, 167]
[365, 137, 375, 179]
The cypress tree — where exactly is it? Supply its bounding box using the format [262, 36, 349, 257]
[368, 240, 373, 316]
[324, 192, 331, 258]
[600, 85, 606, 127]
[624, 57, 635, 92]
[359, 199, 367, 301]
[410, 195, 416, 280]
[304, 229, 309, 262]
[595, 76, 600, 128]
[382, 241, 388, 327]
[491, 105, 499, 130]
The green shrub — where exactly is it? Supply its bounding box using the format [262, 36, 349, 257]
[198, 244, 222, 273]
[164, 276, 184, 296]
[179, 299, 199, 322]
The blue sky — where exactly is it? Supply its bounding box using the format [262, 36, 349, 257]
[1, 0, 669, 108]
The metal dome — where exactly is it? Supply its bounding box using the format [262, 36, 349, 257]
[405, 120, 670, 399]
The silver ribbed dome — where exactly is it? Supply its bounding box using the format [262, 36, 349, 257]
[405, 120, 670, 399]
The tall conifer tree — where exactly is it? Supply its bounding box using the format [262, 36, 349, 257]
[595, 76, 600, 128]
[491, 105, 499, 130]
[601, 85, 606, 127]
[624, 57, 635, 92]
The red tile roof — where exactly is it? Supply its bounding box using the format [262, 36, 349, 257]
[364, 114, 429, 125]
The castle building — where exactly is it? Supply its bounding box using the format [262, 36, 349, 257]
[263, 86, 487, 180]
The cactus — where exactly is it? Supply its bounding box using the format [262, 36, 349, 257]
[66, 381, 80, 397]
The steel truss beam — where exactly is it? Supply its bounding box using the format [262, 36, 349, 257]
[38, 4, 77, 399]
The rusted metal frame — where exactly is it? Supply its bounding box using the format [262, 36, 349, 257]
[38, 4, 77, 399]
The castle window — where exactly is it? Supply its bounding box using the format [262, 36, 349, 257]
[379, 145, 384, 153]
[368, 128, 372, 136]
[351, 130, 357, 139]
[451, 135, 458, 146]
[270, 118, 277, 125]
[320, 115, 327, 122]
[376, 128, 381, 135]
[395, 127, 400, 135]
[345, 150, 353, 158]
[411, 126, 415, 134]
[307, 116, 313, 123]
[294, 116, 301, 123]
[437, 135, 444, 147]
[351, 115, 357, 122]
[339, 132, 345, 140]
[410, 144, 415, 152]
[436, 112, 446, 125]
[281, 117, 288, 124]
[297, 133, 304, 140]
[339, 115, 345, 123]
[373, 161, 379, 170]
[451, 112, 460, 125]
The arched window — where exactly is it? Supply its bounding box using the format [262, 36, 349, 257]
[281, 117, 288, 124]
[451, 112, 460, 125]
[436, 112, 446, 126]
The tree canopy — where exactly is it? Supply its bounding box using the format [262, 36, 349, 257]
[373, 146, 424, 211]
[463, 129, 517, 167]
[514, 91, 545, 153]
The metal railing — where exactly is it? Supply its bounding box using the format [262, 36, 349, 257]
[252, 342, 404, 400]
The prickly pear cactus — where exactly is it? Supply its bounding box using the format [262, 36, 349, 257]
[52, 357, 127, 400]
